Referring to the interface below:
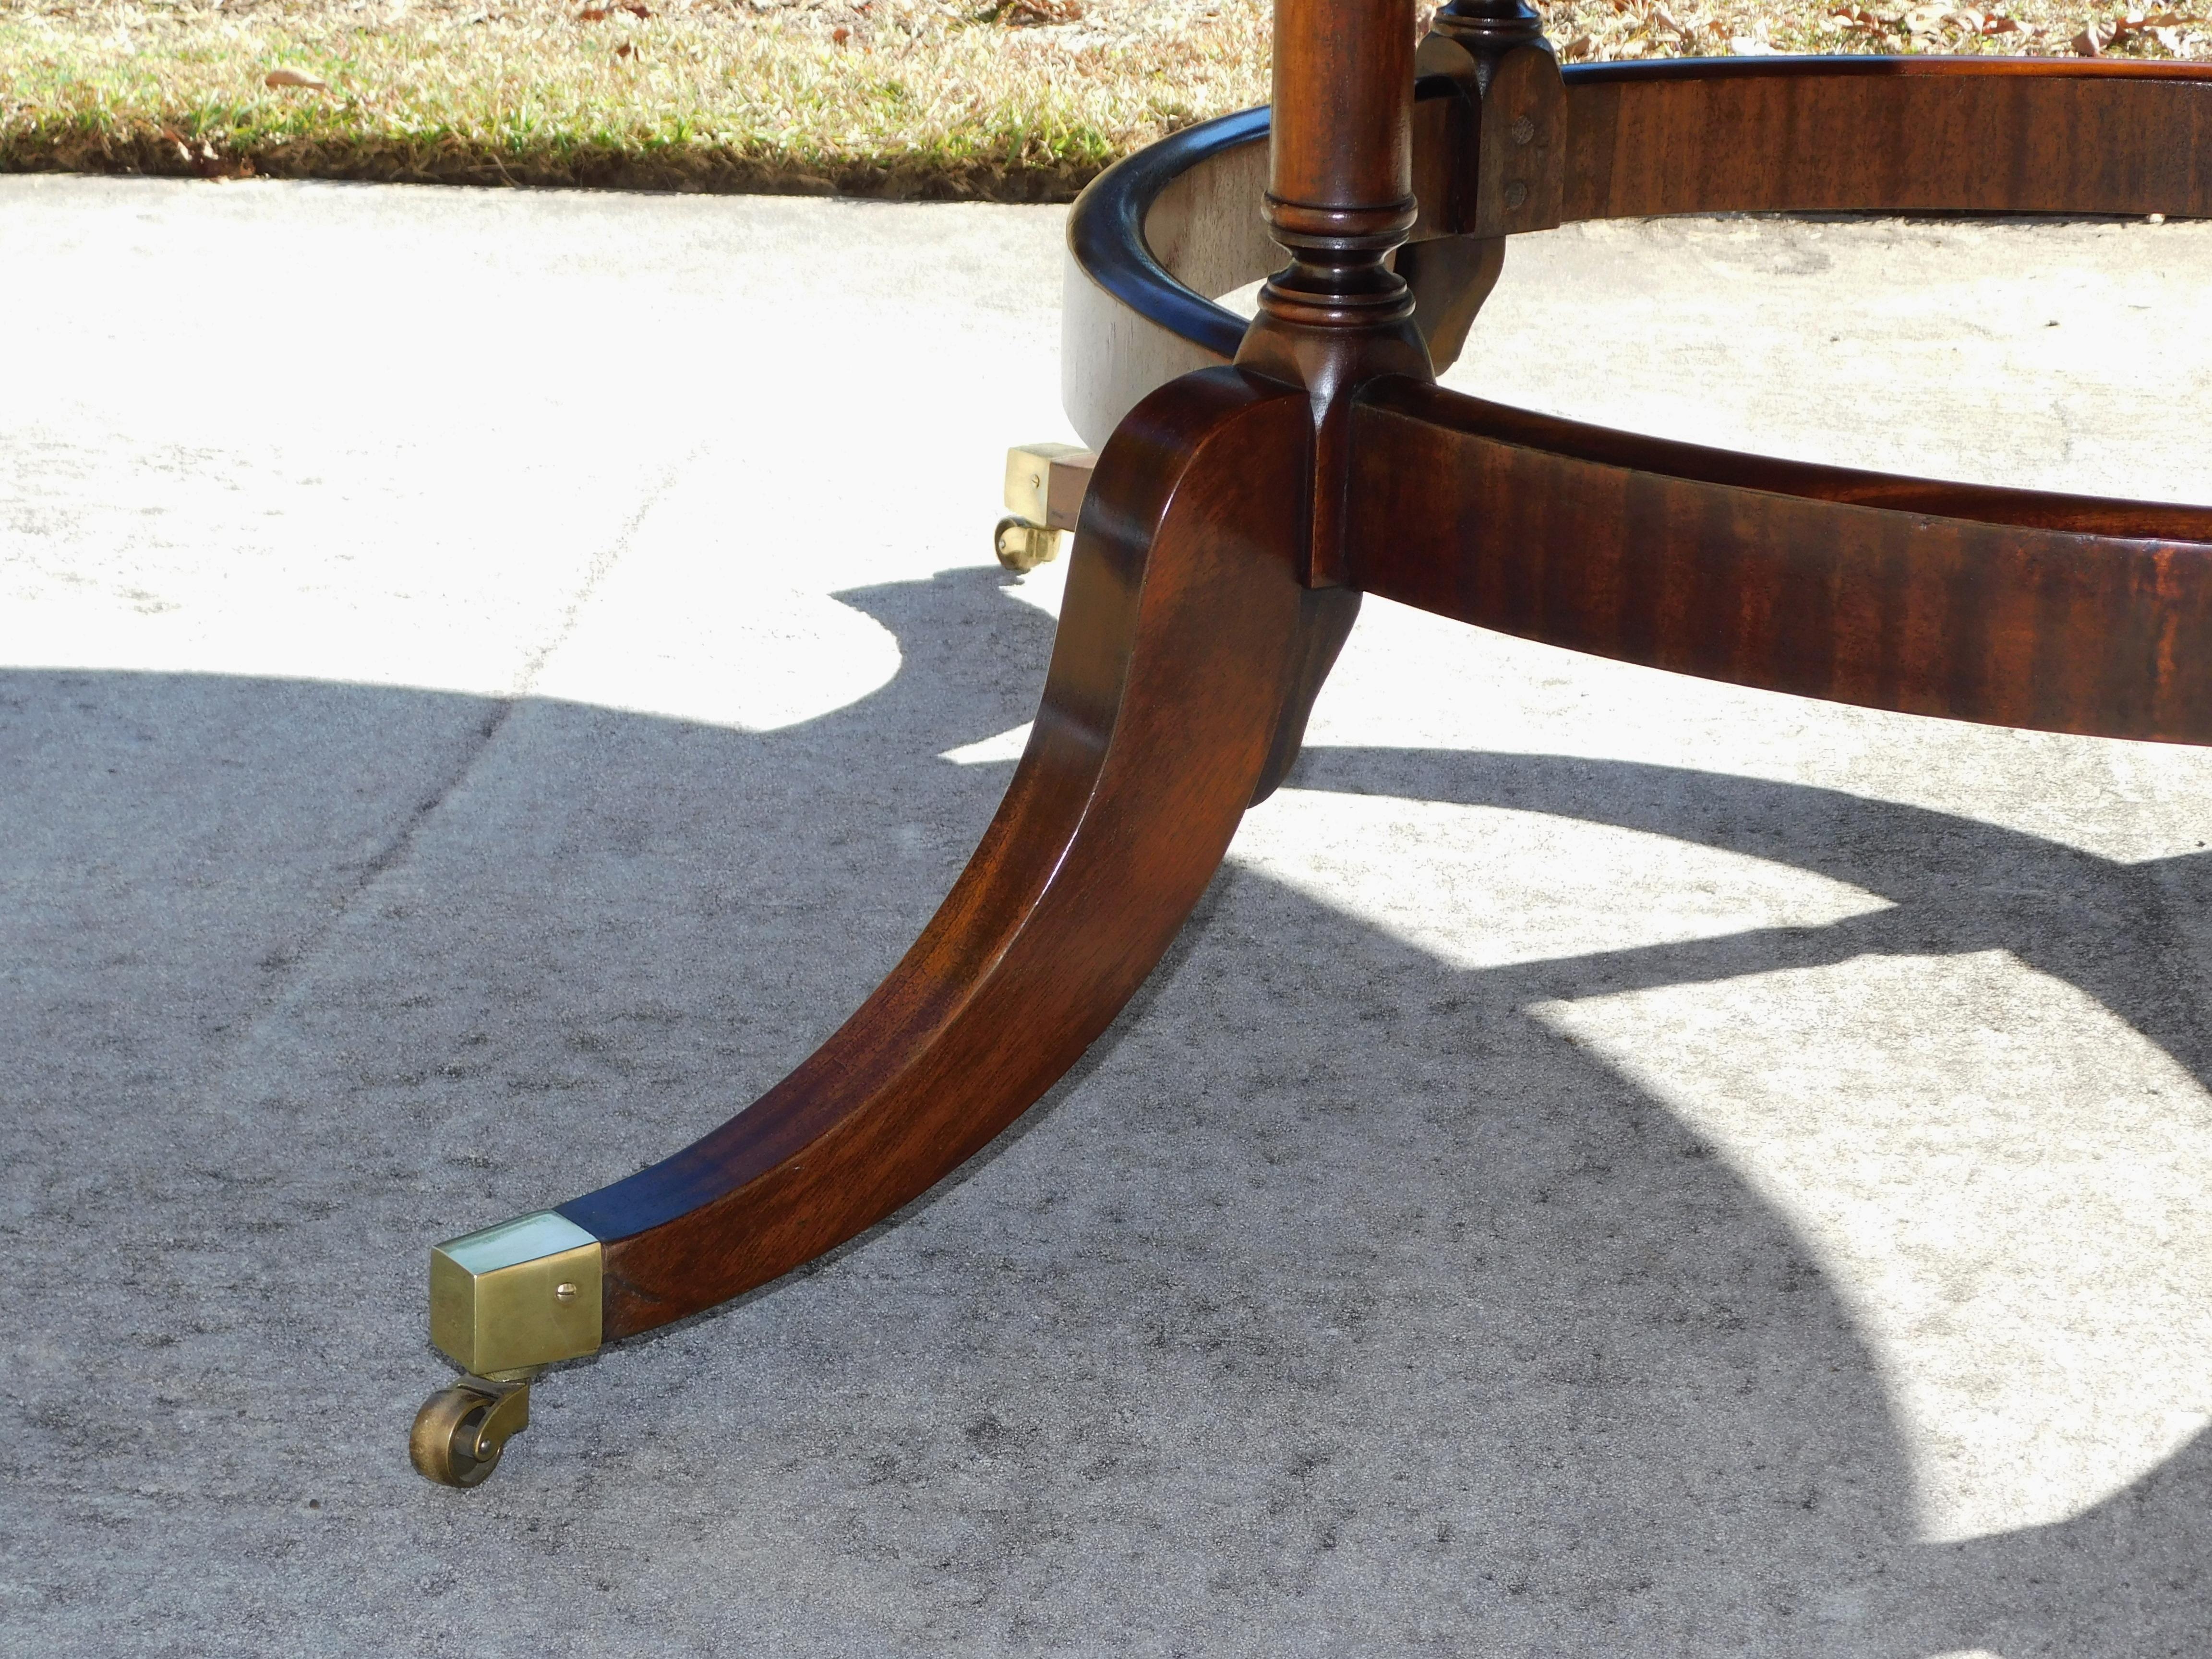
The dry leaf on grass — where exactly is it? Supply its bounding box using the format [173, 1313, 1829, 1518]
[1906, 1, 1981, 33]
[974, 0, 1085, 21]
[2073, 7, 2197, 50]
[158, 124, 250, 179]
[264, 67, 329, 89]
[1832, 3, 2029, 32]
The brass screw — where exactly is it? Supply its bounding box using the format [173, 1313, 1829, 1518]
[554, 1282, 578, 1301]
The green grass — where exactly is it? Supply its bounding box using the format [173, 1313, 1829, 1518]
[0, 0, 1271, 194]
[0, 0, 2202, 199]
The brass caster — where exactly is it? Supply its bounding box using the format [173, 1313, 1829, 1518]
[997, 442, 1093, 573]
[994, 516, 1060, 573]
[409, 1374, 532, 1489]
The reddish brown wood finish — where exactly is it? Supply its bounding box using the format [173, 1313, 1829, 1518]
[561, 370, 1319, 1335]
[1269, 0, 1418, 224]
[436, 22, 2212, 1413]
[589, 48, 2212, 1339]
[1240, 0, 1432, 587]
[1563, 57, 2212, 221]
[1061, 59, 2212, 443]
[1350, 381, 2212, 743]
[1414, 0, 1567, 238]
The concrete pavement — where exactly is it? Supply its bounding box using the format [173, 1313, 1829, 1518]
[1, 174, 2208, 1656]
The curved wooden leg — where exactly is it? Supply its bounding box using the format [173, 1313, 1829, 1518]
[1396, 234, 1506, 377]
[1251, 584, 1361, 805]
[532, 367, 1326, 1339]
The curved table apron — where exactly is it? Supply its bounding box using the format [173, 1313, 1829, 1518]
[1064, 56, 2212, 743]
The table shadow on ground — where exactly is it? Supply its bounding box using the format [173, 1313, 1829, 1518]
[1, 565, 2205, 1656]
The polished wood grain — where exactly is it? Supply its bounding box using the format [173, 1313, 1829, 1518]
[1395, 233, 1506, 377]
[1351, 379, 2212, 742]
[454, 24, 2212, 1399]
[558, 370, 1322, 1336]
[557, 0, 1435, 1345]
[1564, 57, 2212, 222]
[1060, 108, 1261, 450]
[1060, 58, 2212, 451]
[1051, 51, 2212, 747]
[1238, 0, 1433, 585]
[1417, 0, 1567, 237]
[1269, 0, 1416, 225]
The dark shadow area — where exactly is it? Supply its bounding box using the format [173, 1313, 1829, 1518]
[1, 565, 2204, 1657]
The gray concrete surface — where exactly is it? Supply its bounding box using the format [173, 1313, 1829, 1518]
[1, 175, 2208, 1657]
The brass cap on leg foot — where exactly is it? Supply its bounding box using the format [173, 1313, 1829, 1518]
[411, 1209, 603, 1488]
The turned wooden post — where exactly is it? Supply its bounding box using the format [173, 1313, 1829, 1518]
[1238, 0, 1433, 589]
[1261, 0, 1420, 335]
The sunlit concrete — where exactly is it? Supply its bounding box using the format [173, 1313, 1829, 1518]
[2, 173, 2207, 1656]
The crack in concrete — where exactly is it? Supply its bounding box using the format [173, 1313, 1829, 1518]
[184, 443, 712, 1109]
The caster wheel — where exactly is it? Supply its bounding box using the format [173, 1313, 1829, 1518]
[994, 516, 1059, 573]
[409, 1380, 526, 1488]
